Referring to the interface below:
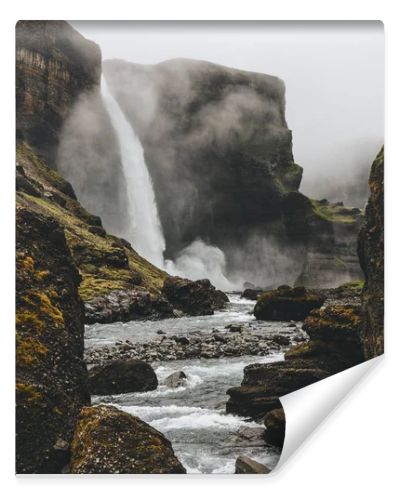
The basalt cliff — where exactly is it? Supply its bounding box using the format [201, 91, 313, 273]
[74, 57, 362, 288]
[227, 147, 384, 434]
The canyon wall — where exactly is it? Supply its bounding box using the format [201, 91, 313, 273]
[103, 58, 303, 260]
[99, 58, 363, 287]
[358, 147, 384, 358]
[16, 21, 101, 167]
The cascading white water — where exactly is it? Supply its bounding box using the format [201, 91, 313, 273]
[101, 75, 238, 290]
[100, 75, 166, 268]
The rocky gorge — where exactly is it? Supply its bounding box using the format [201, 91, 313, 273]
[15, 20, 383, 474]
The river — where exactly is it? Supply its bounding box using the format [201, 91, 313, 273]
[85, 294, 299, 473]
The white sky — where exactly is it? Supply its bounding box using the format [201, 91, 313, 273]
[71, 21, 384, 200]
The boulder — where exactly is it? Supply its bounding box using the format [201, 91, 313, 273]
[226, 360, 329, 417]
[88, 360, 158, 395]
[235, 426, 267, 446]
[241, 288, 264, 300]
[84, 289, 174, 324]
[164, 371, 187, 388]
[254, 286, 326, 321]
[162, 276, 229, 316]
[285, 305, 365, 374]
[235, 456, 271, 474]
[264, 408, 286, 448]
[70, 405, 186, 473]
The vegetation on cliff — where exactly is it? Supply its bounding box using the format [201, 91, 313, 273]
[16, 142, 171, 321]
[16, 207, 89, 473]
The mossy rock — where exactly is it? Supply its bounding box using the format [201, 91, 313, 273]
[16, 142, 168, 320]
[254, 286, 326, 321]
[70, 405, 186, 473]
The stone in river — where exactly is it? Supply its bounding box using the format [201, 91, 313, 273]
[264, 408, 286, 448]
[164, 371, 187, 388]
[88, 359, 158, 395]
[254, 286, 326, 321]
[235, 456, 271, 474]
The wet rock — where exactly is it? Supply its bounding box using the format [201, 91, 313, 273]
[162, 276, 229, 316]
[235, 426, 267, 446]
[227, 324, 243, 333]
[176, 336, 190, 345]
[264, 408, 286, 448]
[85, 290, 174, 324]
[157, 329, 167, 335]
[213, 333, 227, 343]
[254, 286, 326, 321]
[84, 324, 300, 365]
[272, 334, 290, 346]
[164, 371, 187, 388]
[226, 360, 329, 417]
[241, 288, 264, 300]
[88, 359, 158, 395]
[235, 456, 271, 474]
[70, 405, 186, 473]
[285, 304, 364, 374]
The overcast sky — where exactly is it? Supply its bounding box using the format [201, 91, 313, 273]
[71, 21, 384, 202]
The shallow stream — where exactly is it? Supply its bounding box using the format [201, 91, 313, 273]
[86, 294, 295, 473]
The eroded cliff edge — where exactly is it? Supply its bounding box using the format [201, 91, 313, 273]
[16, 21, 101, 167]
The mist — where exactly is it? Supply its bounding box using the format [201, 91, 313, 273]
[57, 21, 383, 291]
[71, 21, 384, 207]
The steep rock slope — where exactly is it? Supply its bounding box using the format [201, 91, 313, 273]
[16, 142, 171, 323]
[16, 207, 89, 473]
[358, 147, 384, 358]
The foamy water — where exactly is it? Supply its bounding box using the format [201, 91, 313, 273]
[90, 296, 286, 473]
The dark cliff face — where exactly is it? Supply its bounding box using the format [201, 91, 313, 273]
[16, 21, 101, 167]
[103, 58, 303, 259]
[358, 147, 384, 358]
[15, 20, 102, 473]
[99, 58, 362, 288]
[283, 193, 365, 288]
[16, 207, 89, 473]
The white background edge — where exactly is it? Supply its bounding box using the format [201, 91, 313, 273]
[0, 1, 397, 499]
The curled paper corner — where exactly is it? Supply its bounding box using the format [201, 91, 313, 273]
[273, 355, 384, 472]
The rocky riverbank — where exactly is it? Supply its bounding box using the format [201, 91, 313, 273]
[226, 283, 364, 419]
[85, 321, 305, 365]
[226, 148, 384, 450]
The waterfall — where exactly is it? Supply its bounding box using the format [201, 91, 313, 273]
[100, 75, 166, 268]
[101, 75, 237, 290]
